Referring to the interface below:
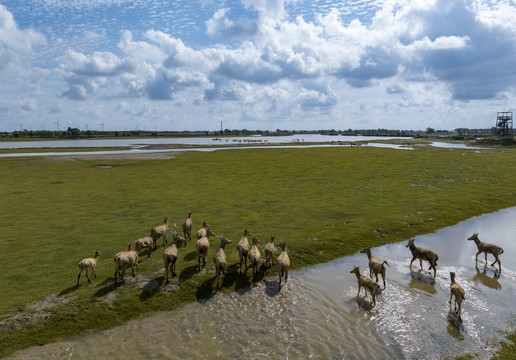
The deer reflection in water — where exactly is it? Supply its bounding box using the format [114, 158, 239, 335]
[473, 263, 501, 290]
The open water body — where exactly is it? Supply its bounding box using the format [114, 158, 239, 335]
[9, 207, 516, 359]
[0, 143, 410, 158]
[3, 135, 483, 158]
[0, 135, 403, 149]
[0, 134, 410, 158]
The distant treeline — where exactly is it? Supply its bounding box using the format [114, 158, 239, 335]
[0, 126, 500, 140]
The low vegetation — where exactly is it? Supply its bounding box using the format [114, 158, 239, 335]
[0, 145, 516, 357]
[473, 137, 516, 147]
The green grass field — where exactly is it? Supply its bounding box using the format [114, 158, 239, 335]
[0, 145, 515, 358]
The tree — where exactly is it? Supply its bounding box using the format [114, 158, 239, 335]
[426, 127, 435, 135]
[66, 127, 81, 138]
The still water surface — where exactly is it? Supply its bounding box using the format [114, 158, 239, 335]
[0, 135, 412, 157]
[0, 135, 483, 158]
[9, 207, 516, 359]
[0, 135, 403, 149]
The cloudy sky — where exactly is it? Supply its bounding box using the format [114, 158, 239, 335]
[0, 0, 515, 132]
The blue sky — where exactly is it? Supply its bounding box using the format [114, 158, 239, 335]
[0, 0, 515, 132]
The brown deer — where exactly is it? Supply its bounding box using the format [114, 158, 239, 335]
[406, 238, 438, 277]
[467, 232, 504, 272]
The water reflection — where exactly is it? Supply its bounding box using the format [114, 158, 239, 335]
[408, 271, 437, 294]
[446, 314, 465, 341]
[8, 207, 516, 360]
[354, 297, 376, 311]
[473, 264, 502, 290]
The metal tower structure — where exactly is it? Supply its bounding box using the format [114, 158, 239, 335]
[496, 112, 513, 137]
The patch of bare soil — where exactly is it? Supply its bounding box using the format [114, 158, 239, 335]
[127, 269, 183, 293]
[0, 311, 51, 332]
[162, 280, 180, 293]
[97, 291, 118, 309]
[135, 274, 161, 292]
[27, 294, 74, 312]
[42, 151, 179, 162]
[0, 294, 76, 332]
[199, 267, 216, 275]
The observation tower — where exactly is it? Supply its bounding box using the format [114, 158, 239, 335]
[495, 112, 513, 137]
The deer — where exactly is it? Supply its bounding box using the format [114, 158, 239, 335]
[467, 232, 504, 272]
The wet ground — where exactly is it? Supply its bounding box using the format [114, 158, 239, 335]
[8, 207, 516, 359]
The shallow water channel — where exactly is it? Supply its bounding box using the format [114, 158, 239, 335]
[9, 207, 516, 359]
[0, 135, 482, 158]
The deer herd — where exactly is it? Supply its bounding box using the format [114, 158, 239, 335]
[77, 209, 290, 292]
[352, 232, 504, 321]
[77, 209, 504, 321]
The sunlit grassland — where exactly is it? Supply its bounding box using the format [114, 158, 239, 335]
[0, 146, 515, 357]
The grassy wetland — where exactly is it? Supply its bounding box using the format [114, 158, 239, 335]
[1, 144, 516, 358]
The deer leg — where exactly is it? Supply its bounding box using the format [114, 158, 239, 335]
[409, 256, 416, 270]
[494, 256, 502, 271]
[491, 254, 498, 267]
[76, 269, 82, 287]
